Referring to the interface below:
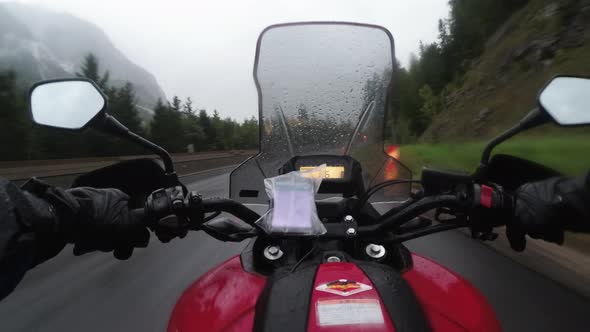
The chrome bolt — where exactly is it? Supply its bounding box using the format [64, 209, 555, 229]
[326, 256, 341, 263]
[344, 215, 354, 223]
[264, 245, 283, 260]
[346, 228, 357, 236]
[365, 244, 386, 259]
[268, 246, 279, 255]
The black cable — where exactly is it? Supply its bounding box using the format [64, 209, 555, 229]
[203, 211, 221, 222]
[356, 179, 420, 212]
[290, 244, 316, 273]
[375, 197, 417, 222]
[357, 195, 463, 235]
[392, 223, 465, 243]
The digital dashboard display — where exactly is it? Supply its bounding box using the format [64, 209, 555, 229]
[299, 166, 345, 179]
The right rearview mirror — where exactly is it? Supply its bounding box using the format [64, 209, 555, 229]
[539, 76, 590, 126]
[479, 75, 590, 169]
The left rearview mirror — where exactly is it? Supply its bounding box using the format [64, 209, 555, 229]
[539, 76, 590, 126]
[29, 78, 107, 130]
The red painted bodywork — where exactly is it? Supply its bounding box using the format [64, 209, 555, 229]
[168, 253, 501, 332]
[167, 256, 266, 332]
[403, 254, 502, 332]
[307, 263, 396, 332]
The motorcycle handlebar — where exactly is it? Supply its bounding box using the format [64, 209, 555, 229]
[355, 194, 467, 236]
[132, 193, 261, 227]
[355, 183, 512, 238]
[135, 181, 511, 241]
[201, 198, 261, 224]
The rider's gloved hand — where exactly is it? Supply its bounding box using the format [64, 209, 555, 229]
[65, 187, 150, 259]
[0, 178, 151, 299]
[507, 173, 590, 251]
[19, 179, 149, 260]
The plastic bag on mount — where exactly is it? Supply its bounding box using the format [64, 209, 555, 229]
[256, 165, 327, 236]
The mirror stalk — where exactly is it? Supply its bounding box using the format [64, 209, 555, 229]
[97, 115, 176, 176]
[475, 108, 550, 180]
[480, 108, 548, 165]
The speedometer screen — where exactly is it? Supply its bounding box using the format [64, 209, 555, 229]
[299, 166, 345, 179]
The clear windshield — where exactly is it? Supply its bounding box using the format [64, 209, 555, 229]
[231, 23, 411, 204]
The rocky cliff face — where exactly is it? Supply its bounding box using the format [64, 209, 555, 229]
[0, 2, 166, 112]
[421, 0, 590, 142]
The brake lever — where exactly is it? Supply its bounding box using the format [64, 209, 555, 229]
[398, 216, 432, 232]
[201, 217, 258, 242]
[435, 208, 456, 222]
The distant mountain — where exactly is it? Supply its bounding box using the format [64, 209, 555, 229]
[0, 2, 166, 117]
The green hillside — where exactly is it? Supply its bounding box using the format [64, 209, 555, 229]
[422, 0, 590, 142]
[398, 0, 590, 176]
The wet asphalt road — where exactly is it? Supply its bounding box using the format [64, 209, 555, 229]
[0, 169, 589, 331]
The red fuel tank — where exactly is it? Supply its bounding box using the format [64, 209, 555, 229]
[168, 254, 501, 332]
[167, 256, 266, 332]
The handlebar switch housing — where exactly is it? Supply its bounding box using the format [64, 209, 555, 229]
[146, 186, 201, 220]
[146, 188, 173, 217]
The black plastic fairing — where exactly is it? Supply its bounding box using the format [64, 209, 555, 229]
[253, 262, 319, 332]
[355, 261, 431, 332]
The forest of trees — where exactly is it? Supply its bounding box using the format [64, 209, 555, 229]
[388, 0, 530, 143]
[1, 1, 537, 160]
[0, 54, 258, 161]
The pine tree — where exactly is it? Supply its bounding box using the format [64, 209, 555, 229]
[171, 95, 182, 112]
[180, 97, 205, 151]
[211, 110, 225, 150]
[110, 82, 142, 134]
[198, 109, 215, 150]
[0, 70, 31, 160]
[183, 97, 194, 116]
[76, 53, 110, 89]
[150, 99, 185, 152]
[238, 116, 259, 149]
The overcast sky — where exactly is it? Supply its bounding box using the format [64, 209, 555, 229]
[16, 0, 449, 120]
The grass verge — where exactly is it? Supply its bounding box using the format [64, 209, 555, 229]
[400, 135, 590, 177]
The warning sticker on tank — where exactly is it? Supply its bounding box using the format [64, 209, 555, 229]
[315, 279, 372, 297]
[317, 299, 384, 326]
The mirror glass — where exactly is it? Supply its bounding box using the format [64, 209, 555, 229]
[539, 77, 590, 126]
[30, 80, 106, 129]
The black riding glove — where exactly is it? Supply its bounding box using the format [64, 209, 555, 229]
[18, 179, 150, 260]
[507, 173, 590, 251]
[0, 178, 152, 300]
[66, 187, 150, 259]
